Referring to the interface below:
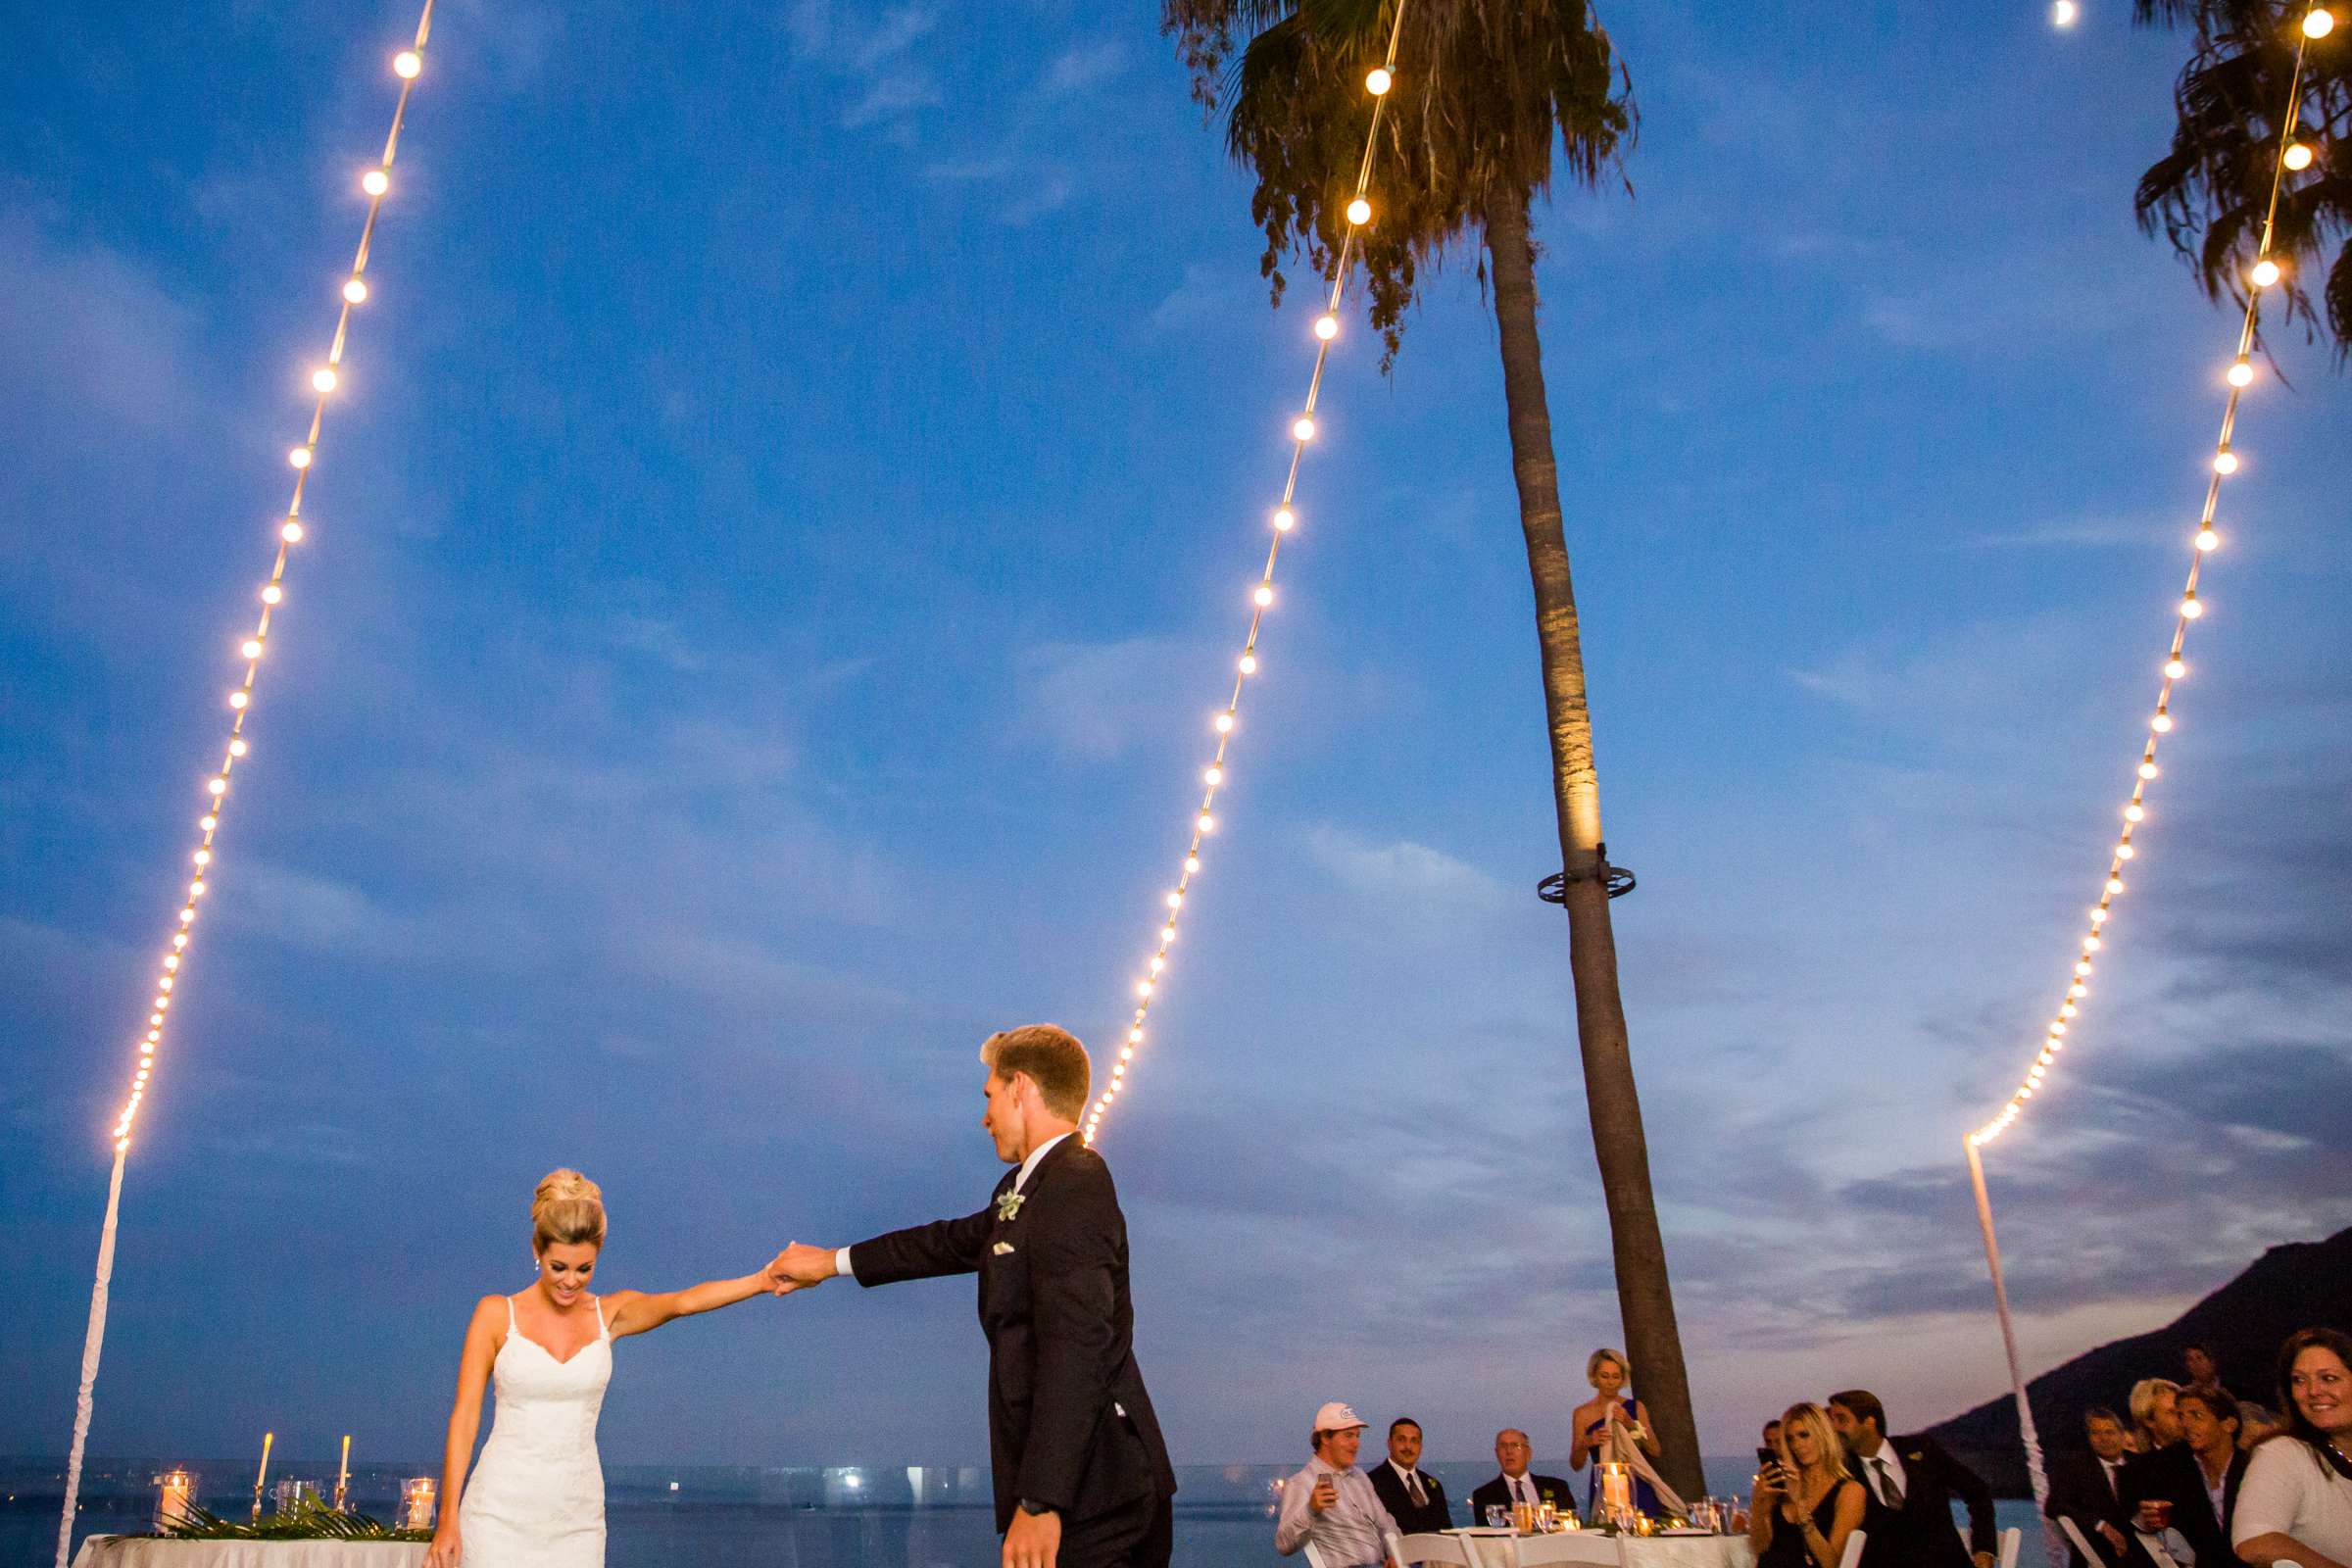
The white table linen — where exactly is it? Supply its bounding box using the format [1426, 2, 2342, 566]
[72, 1539, 426, 1568]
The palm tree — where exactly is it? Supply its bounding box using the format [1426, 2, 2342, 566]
[2134, 0, 2350, 358]
[1162, 0, 1703, 1498]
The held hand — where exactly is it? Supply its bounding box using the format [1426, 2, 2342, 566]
[2098, 1524, 2130, 1554]
[424, 1525, 462, 1568]
[1004, 1505, 1061, 1568]
[768, 1242, 839, 1290]
[1310, 1477, 1338, 1514]
[1974, 1554, 1995, 1568]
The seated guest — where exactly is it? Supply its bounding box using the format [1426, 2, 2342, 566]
[1827, 1388, 1997, 1568]
[2236, 1405, 2283, 1451]
[2233, 1328, 2352, 1568]
[1277, 1401, 1401, 1568]
[1470, 1430, 1577, 1524]
[2127, 1388, 2246, 1568]
[2049, 1407, 2138, 1566]
[1749, 1402, 1867, 1568]
[1571, 1348, 1666, 1518]
[1368, 1416, 1454, 1536]
[2133, 1380, 2188, 1455]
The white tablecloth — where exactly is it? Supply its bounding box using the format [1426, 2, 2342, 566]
[1621, 1536, 1757, 1568]
[72, 1540, 426, 1568]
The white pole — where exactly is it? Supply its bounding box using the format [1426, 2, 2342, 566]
[56, 1143, 129, 1568]
[1965, 1137, 2063, 1568]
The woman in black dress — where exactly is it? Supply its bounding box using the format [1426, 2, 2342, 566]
[1750, 1402, 1867, 1568]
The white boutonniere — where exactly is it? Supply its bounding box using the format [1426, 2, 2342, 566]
[995, 1190, 1027, 1223]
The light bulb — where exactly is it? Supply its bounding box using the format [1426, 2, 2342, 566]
[229, 690, 250, 710]
[2196, 526, 2221, 554]
[2093, 903, 2113, 920]
[2228, 358, 2255, 387]
[1238, 653, 1257, 675]
[2061, 1004, 2079, 1018]
[2076, 960, 2093, 977]
[207, 777, 227, 797]
[1136, 980, 1153, 998]
[242, 639, 264, 660]
[262, 583, 283, 604]
[2308, 9, 2337, 38]
[2117, 842, 2136, 861]
[289, 446, 314, 469]
[1253, 584, 1275, 607]
[2071, 982, 2088, 998]
[362, 169, 390, 197]
[2053, 0, 2080, 23]
[1162, 924, 1176, 943]
[1346, 197, 1373, 226]
[2151, 711, 2174, 733]
[1314, 314, 1339, 341]
[282, 519, 305, 543]
[313, 368, 339, 393]
[227, 738, 247, 758]
[1129, 1028, 1143, 1043]
[1184, 855, 1200, 873]
[2164, 658, 2186, 680]
[1214, 712, 1234, 734]
[344, 278, 369, 305]
[394, 49, 422, 78]
[2137, 761, 2159, 780]
[2107, 877, 2125, 895]
[2125, 804, 2145, 823]
[1365, 67, 1394, 95]
[2180, 594, 2204, 619]
[2084, 936, 2103, 954]
[160, 976, 175, 992]
[2283, 142, 2315, 172]
[1149, 956, 1165, 973]
[1198, 811, 1216, 833]
[2213, 449, 2239, 474]
[2250, 258, 2282, 288]
[1203, 764, 1224, 786]
[1292, 416, 1317, 442]
[1273, 507, 1296, 532]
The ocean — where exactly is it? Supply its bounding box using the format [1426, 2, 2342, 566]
[5, 1459, 2054, 1566]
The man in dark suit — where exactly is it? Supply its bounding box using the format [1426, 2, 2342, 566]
[1827, 1390, 1997, 1568]
[2046, 1407, 2138, 1567]
[771, 1026, 1176, 1568]
[2125, 1388, 2249, 1568]
[1468, 1429, 1577, 1524]
[1368, 1417, 1453, 1535]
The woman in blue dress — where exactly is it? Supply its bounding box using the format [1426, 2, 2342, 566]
[1569, 1348, 1666, 1518]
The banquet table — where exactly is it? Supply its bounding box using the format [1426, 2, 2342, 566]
[72, 1540, 426, 1568]
[1439, 1529, 1758, 1568]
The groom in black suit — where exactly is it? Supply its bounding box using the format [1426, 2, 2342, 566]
[1828, 1391, 1997, 1568]
[770, 1025, 1176, 1568]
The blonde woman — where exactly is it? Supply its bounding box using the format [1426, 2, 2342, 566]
[422, 1170, 788, 1568]
[1571, 1348, 1665, 1517]
[1749, 1402, 1866, 1568]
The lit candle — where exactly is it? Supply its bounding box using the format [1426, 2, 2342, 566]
[402, 1477, 437, 1532]
[252, 1432, 273, 1521]
[154, 1469, 196, 1530]
[1601, 1461, 1633, 1521]
[336, 1435, 351, 1511]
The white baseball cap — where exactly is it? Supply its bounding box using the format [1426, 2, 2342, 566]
[1314, 1401, 1369, 1433]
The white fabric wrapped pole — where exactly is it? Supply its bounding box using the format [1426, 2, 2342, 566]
[1965, 1139, 2063, 1568]
[56, 1144, 128, 1568]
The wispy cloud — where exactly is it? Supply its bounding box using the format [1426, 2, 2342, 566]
[784, 1, 943, 139]
[1302, 823, 1508, 913]
[1041, 39, 1126, 99]
[1015, 636, 1202, 760]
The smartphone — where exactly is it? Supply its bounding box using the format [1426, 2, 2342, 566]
[1755, 1447, 1775, 1467]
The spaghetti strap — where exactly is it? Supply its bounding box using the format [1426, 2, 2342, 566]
[593, 1296, 608, 1338]
[505, 1294, 518, 1331]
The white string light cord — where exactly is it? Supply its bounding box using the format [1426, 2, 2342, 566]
[1968, 0, 2337, 1149]
[1083, 6, 1410, 1146]
[55, 11, 437, 1565]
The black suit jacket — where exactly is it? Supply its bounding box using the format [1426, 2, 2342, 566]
[850, 1137, 1177, 1534]
[2124, 1445, 2246, 1568]
[2045, 1449, 2135, 1568]
[1368, 1462, 1454, 1535]
[1469, 1472, 1576, 1523]
[1850, 1436, 1996, 1568]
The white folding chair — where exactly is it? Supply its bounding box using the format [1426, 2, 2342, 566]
[1507, 1531, 1629, 1568]
[1998, 1525, 2023, 1568]
[1394, 1533, 1482, 1567]
[1838, 1527, 1869, 1568]
[2056, 1518, 2104, 1567]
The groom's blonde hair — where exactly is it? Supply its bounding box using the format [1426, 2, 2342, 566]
[981, 1025, 1090, 1120]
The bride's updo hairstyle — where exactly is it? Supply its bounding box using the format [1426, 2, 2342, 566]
[531, 1169, 607, 1253]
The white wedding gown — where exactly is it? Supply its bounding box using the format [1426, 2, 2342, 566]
[457, 1294, 613, 1566]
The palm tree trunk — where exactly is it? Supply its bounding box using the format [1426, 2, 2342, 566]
[1484, 186, 1703, 1503]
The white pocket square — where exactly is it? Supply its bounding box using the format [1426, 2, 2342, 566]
[992, 1242, 1015, 1255]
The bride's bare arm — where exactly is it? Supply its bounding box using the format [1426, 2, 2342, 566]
[604, 1271, 776, 1339]
[424, 1297, 505, 1568]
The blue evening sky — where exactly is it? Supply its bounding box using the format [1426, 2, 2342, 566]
[4, 0, 2348, 1470]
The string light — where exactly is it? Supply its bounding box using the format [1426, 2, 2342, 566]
[1968, 3, 2330, 1148]
[1085, 5, 1411, 1146]
[103, 11, 435, 1152]
[2054, 0, 2081, 24]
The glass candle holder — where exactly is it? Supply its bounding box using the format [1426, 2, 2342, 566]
[153, 1470, 199, 1531]
[401, 1477, 438, 1532]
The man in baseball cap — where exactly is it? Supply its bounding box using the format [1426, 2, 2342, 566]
[1276, 1401, 1403, 1568]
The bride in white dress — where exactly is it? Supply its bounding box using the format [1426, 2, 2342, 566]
[423, 1169, 789, 1567]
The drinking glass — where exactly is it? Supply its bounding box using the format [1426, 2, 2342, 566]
[1487, 1504, 1510, 1529]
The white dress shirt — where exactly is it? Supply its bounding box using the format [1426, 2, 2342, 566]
[838, 1132, 1075, 1280]
[1863, 1446, 1908, 1506]
[1389, 1461, 1431, 1508]
[1276, 1457, 1397, 1566]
